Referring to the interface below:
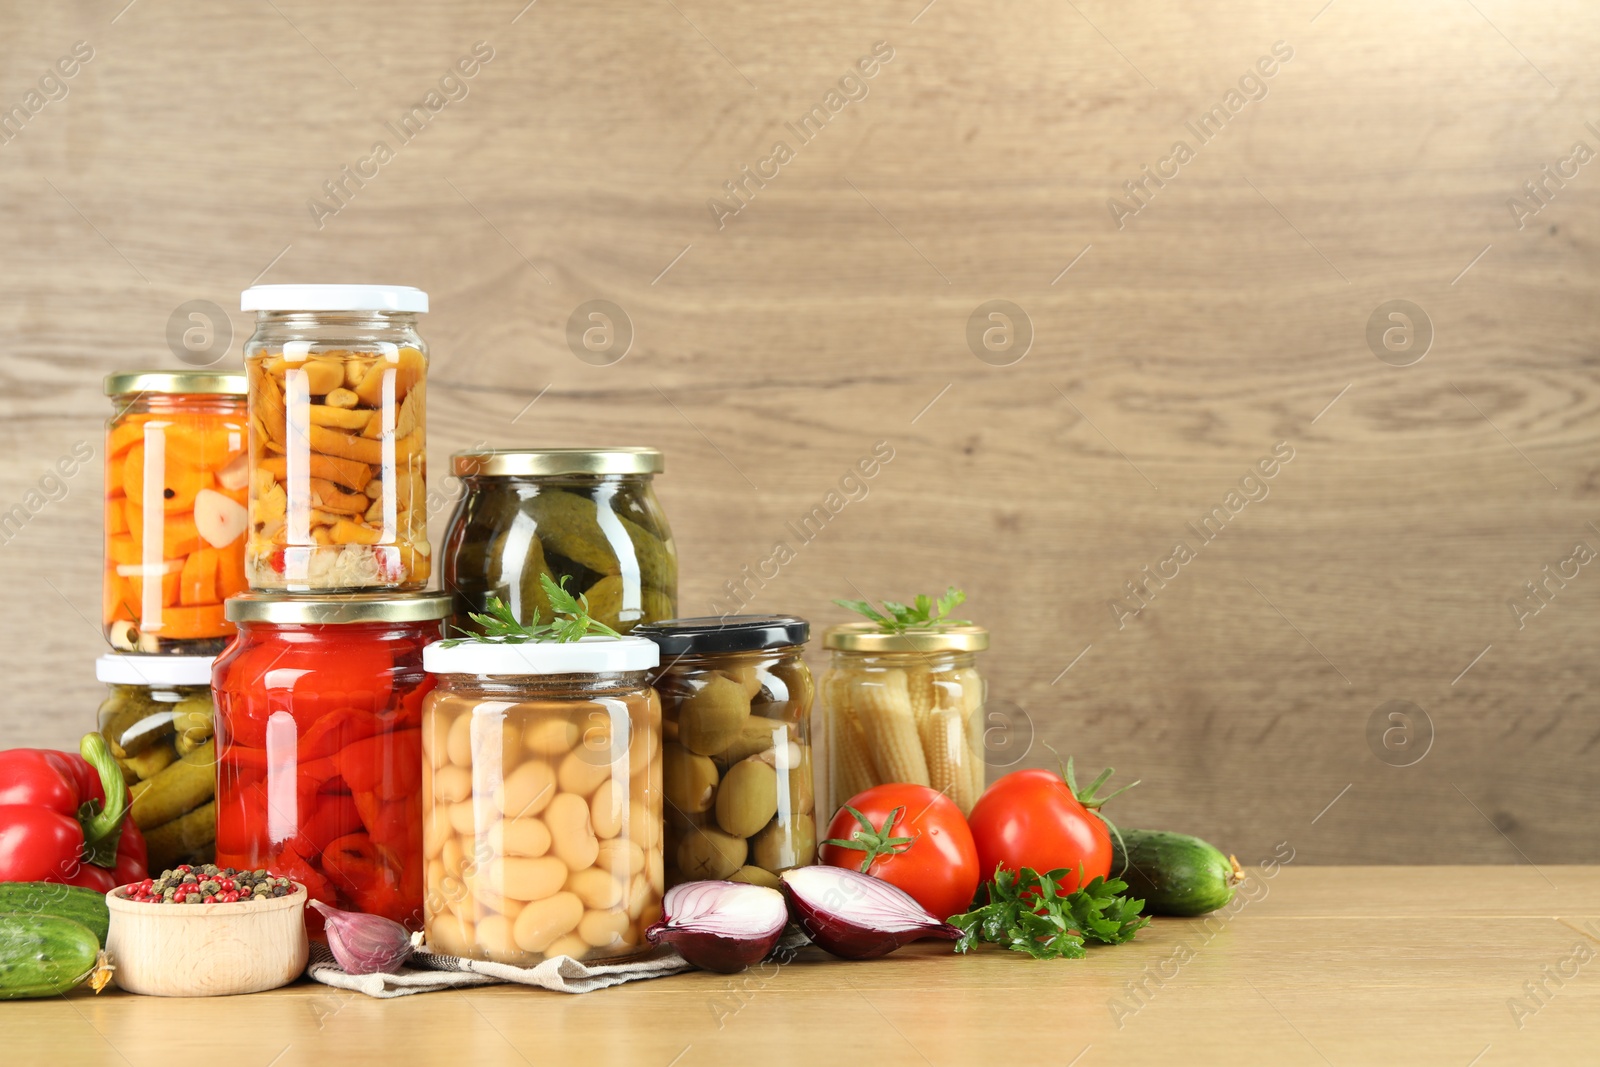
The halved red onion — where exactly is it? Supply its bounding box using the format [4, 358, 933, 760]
[780, 865, 960, 960]
[645, 880, 788, 973]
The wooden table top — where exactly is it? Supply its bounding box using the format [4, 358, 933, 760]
[17, 867, 1600, 1066]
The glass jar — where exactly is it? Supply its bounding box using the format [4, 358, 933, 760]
[632, 616, 814, 889]
[420, 637, 663, 965]
[442, 448, 676, 635]
[240, 284, 430, 592]
[104, 371, 249, 654]
[212, 591, 449, 932]
[96, 654, 218, 870]
[821, 623, 990, 816]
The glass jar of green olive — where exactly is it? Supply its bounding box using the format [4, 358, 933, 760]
[95, 654, 218, 871]
[442, 448, 676, 635]
[633, 616, 815, 889]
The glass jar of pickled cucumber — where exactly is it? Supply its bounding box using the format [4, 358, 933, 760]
[240, 284, 430, 592]
[95, 654, 218, 870]
[442, 448, 676, 635]
[632, 616, 814, 889]
[822, 624, 990, 816]
[213, 591, 449, 932]
[420, 637, 663, 965]
[104, 371, 249, 654]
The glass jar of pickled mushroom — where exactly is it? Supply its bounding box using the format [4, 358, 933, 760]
[96, 654, 218, 870]
[212, 592, 450, 932]
[442, 448, 675, 634]
[104, 371, 249, 654]
[821, 623, 990, 816]
[240, 284, 430, 592]
[420, 636, 663, 965]
[632, 616, 814, 889]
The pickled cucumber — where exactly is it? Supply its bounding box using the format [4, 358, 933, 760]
[99, 690, 175, 758]
[129, 740, 216, 830]
[528, 489, 677, 592]
[583, 575, 675, 633]
[142, 801, 216, 871]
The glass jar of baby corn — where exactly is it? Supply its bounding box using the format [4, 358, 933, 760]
[821, 623, 989, 816]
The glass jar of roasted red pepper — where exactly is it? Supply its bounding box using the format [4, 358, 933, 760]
[212, 591, 449, 932]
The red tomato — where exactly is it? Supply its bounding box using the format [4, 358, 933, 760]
[966, 766, 1122, 892]
[819, 784, 979, 921]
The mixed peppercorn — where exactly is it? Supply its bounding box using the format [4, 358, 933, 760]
[120, 864, 296, 904]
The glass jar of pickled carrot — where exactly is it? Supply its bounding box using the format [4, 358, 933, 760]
[240, 284, 430, 592]
[821, 624, 990, 816]
[212, 591, 450, 932]
[104, 371, 249, 654]
[420, 637, 663, 964]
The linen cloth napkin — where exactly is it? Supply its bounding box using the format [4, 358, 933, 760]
[305, 941, 693, 998]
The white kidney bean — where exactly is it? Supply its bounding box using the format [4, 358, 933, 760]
[513, 891, 583, 953]
[495, 759, 556, 818]
[566, 867, 624, 910]
[488, 855, 568, 902]
[545, 792, 599, 871]
[590, 779, 625, 839]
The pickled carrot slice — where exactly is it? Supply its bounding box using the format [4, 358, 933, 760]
[218, 544, 249, 600]
[108, 419, 146, 461]
[163, 424, 245, 471]
[108, 534, 139, 566]
[123, 445, 146, 506]
[179, 547, 219, 606]
[148, 602, 228, 639]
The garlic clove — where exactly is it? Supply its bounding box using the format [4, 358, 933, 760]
[310, 900, 420, 975]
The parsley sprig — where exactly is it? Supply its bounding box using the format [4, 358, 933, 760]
[949, 867, 1149, 960]
[441, 573, 622, 647]
[834, 586, 970, 634]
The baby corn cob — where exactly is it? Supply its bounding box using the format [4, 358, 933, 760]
[849, 670, 929, 786]
[922, 703, 977, 811]
[955, 668, 987, 801]
[832, 705, 878, 803]
[906, 665, 935, 735]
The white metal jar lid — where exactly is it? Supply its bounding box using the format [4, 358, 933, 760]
[96, 654, 215, 687]
[423, 636, 660, 676]
[241, 284, 429, 313]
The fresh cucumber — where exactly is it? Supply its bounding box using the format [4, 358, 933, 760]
[1112, 829, 1243, 916]
[0, 914, 104, 999]
[0, 883, 111, 945]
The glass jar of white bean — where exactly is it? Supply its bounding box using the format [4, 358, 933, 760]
[420, 636, 663, 964]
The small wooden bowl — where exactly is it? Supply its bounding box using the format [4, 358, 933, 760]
[105, 882, 310, 997]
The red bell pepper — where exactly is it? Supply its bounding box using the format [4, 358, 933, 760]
[0, 733, 148, 887]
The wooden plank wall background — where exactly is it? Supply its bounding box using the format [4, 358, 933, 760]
[1, 0, 1595, 865]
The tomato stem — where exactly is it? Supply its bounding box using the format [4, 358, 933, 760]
[821, 805, 918, 874]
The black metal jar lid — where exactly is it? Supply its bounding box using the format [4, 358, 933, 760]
[633, 615, 809, 657]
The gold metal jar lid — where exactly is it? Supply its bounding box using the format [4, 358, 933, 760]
[224, 592, 452, 625]
[452, 448, 664, 478]
[104, 371, 248, 397]
[822, 622, 990, 653]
